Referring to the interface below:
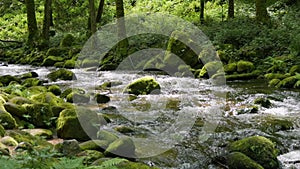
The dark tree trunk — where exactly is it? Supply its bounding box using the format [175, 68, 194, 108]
[89, 0, 97, 34]
[228, 0, 234, 19]
[115, 0, 128, 60]
[255, 0, 269, 23]
[96, 0, 105, 23]
[25, 0, 38, 47]
[42, 0, 52, 45]
[200, 0, 205, 24]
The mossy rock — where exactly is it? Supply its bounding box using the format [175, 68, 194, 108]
[97, 130, 119, 143]
[276, 76, 297, 88]
[289, 65, 300, 75]
[258, 116, 294, 133]
[254, 97, 271, 108]
[21, 78, 42, 87]
[95, 94, 110, 104]
[114, 125, 134, 134]
[46, 47, 69, 57]
[77, 150, 105, 165]
[22, 103, 54, 128]
[237, 60, 255, 73]
[268, 79, 281, 87]
[226, 70, 261, 81]
[47, 68, 77, 81]
[0, 75, 21, 86]
[199, 61, 223, 78]
[24, 86, 48, 97]
[0, 110, 17, 129]
[18, 72, 38, 79]
[224, 62, 237, 74]
[54, 62, 64, 68]
[8, 97, 32, 105]
[57, 107, 100, 141]
[31, 92, 64, 106]
[81, 59, 99, 68]
[22, 129, 53, 139]
[66, 92, 90, 103]
[0, 136, 18, 146]
[264, 73, 289, 80]
[0, 124, 5, 137]
[60, 87, 85, 99]
[4, 102, 27, 118]
[79, 140, 110, 151]
[104, 137, 135, 158]
[47, 85, 62, 96]
[228, 136, 279, 169]
[6, 130, 38, 145]
[42, 56, 64, 66]
[60, 34, 75, 47]
[123, 76, 161, 95]
[63, 59, 75, 69]
[227, 152, 264, 169]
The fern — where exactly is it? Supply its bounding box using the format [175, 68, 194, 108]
[0, 156, 21, 169]
[52, 157, 85, 169]
[87, 158, 128, 169]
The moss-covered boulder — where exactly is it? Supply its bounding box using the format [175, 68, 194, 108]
[47, 68, 76, 81]
[289, 65, 300, 75]
[21, 78, 42, 87]
[9, 97, 33, 105]
[22, 129, 53, 139]
[77, 150, 105, 165]
[97, 130, 118, 143]
[24, 86, 48, 96]
[258, 116, 294, 133]
[31, 92, 64, 106]
[66, 92, 90, 103]
[18, 72, 39, 79]
[104, 137, 135, 158]
[57, 107, 100, 141]
[57, 139, 81, 156]
[237, 60, 255, 73]
[228, 136, 279, 169]
[276, 76, 297, 88]
[0, 124, 5, 137]
[0, 136, 18, 146]
[226, 70, 261, 81]
[81, 59, 99, 68]
[224, 62, 237, 74]
[199, 61, 223, 78]
[0, 110, 17, 129]
[95, 94, 110, 104]
[63, 59, 75, 69]
[79, 140, 110, 151]
[0, 75, 21, 86]
[61, 88, 85, 99]
[4, 102, 27, 117]
[60, 34, 75, 47]
[123, 76, 161, 95]
[42, 56, 64, 66]
[22, 103, 54, 128]
[227, 152, 264, 169]
[47, 85, 62, 96]
[254, 97, 271, 108]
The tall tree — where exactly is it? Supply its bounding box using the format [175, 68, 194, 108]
[42, 0, 52, 46]
[228, 0, 234, 19]
[96, 0, 105, 23]
[115, 0, 129, 60]
[89, 0, 97, 34]
[200, 0, 205, 24]
[255, 0, 269, 23]
[25, 0, 38, 47]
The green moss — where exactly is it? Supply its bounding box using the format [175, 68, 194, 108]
[24, 86, 48, 96]
[46, 47, 69, 57]
[8, 97, 33, 105]
[4, 102, 27, 118]
[21, 78, 42, 87]
[0, 124, 5, 137]
[227, 152, 264, 169]
[276, 76, 297, 88]
[0, 110, 17, 129]
[41, 56, 64, 66]
[63, 59, 75, 69]
[31, 92, 64, 106]
[77, 150, 105, 165]
[22, 129, 53, 139]
[258, 116, 293, 133]
[54, 62, 64, 68]
[254, 97, 271, 108]
[123, 76, 161, 95]
[237, 60, 255, 73]
[48, 85, 62, 96]
[19, 72, 38, 79]
[61, 88, 85, 99]
[228, 136, 279, 169]
[97, 130, 119, 143]
[47, 68, 77, 81]
[60, 34, 75, 47]
[199, 61, 223, 78]
[224, 62, 237, 74]
[0, 75, 21, 86]
[264, 73, 289, 80]
[226, 70, 261, 81]
[104, 137, 135, 158]
[268, 79, 281, 87]
[79, 140, 109, 151]
[66, 92, 90, 103]
[22, 103, 54, 128]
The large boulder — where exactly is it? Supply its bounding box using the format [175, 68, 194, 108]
[42, 56, 64, 66]
[199, 61, 223, 78]
[227, 152, 264, 169]
[123, 76, 161, 95]
[237, 60, 255, 73]
[228, 136, 279, 169]
[104, 137, 135, 158]
[31, 92, 64, 106]
[47, 68, 76, 81]
[56, 107, 100, 141]
[0, 110, 17, 129]
[22, 103, 54, 128]
[0, 75, 21, 86]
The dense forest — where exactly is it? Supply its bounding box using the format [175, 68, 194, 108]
[0, 0, 300, 168]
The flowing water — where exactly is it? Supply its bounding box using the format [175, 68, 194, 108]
[1, 64, 300, 169]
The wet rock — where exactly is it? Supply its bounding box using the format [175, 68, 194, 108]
[258, 116, 294, 133]
[81, 59, 99, 68]
[227, 152, 264, 169]
[57, 107, 100, 141]
[199, 61, 223, 78]
[19, 72, 39, 79]
[47, 85, 62, 96]
[47, 68, 76, 81]
[61, 87, 85, 99]
[22, 129, 53, 139]
[228, 136, 279, 169]
[66, 92, 90, 103]
[237, 60, 255, 73]
[97, 130, 118, 143]
[79, 140, 110, 151]
[254, 97, 271, 108]
[0, 75, 21, 86]
[123, 76, 161, 95]
[114, 125, 135, 134]
[0, 136, 18, 146]
[278, 150, 300, 169]
[57, 139, 81, 156]
[95, 94, 110, 104]
[4, 102, 27, 118]
[42, 56, 64, 66]
[104, 137, 135, 158]
[63, 59, 75, 69]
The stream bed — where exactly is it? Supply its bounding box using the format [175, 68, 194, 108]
[1, 64, 300, 169]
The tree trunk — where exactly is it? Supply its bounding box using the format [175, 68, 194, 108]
[42, 0, 52, 46]
[25, 0, 38, 47]
[255, 0, 269, 23]
[200, 0, 205, 24]
[96, 0, 105, 23]
[89, 0, 97, 35]
[228, 0, 234, 19]
[115, 0, 128, 61]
